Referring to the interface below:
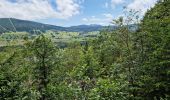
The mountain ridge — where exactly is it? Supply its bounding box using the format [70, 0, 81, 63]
[0, 18, 105, 34]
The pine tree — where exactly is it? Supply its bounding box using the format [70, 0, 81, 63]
[31, 35, 56, 100]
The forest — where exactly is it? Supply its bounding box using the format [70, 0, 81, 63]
[0, 0, 169, 100]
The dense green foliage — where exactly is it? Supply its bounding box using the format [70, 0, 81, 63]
[0, 0, 169, 100]
[137, 0, 170, 99]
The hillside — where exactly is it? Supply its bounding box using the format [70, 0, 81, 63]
[0, 18, 65, 34]
[0, 18, 105, 34]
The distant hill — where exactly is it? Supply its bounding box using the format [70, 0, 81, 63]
[67, 24, 104, 32]
[0, 18, 66, 34]
[0, 18, 106, 34]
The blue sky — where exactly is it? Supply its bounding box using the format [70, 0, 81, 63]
[0, 0, 157, 26]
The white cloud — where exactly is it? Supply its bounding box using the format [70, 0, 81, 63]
[103, 13, 113, 19]
[111, 0, 124, 9]
[104, 2, 109, 8]
[56, 0, 79, 18]
[82, 13, 114, 25]
[127, 0, 157, 15]
[82, 18, 88, 21]
[0, 0, 80, 20]
[77, 0, 84, 4]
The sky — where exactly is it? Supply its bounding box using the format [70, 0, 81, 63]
[0, 0, 158, 26]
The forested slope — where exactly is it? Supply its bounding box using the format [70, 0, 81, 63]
[0, 18, 105, 34]
[0, 0, 169, 100]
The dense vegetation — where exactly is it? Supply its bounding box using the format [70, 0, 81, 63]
[0, 0, 169, 100]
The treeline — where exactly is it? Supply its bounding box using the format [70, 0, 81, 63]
[0, 0, 170, 100]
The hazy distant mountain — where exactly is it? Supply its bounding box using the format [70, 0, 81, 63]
[67, 24, 104, 32]
[0, 18, 106, 34]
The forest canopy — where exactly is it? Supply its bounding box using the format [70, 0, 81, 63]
[0, 0, 169, 100]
